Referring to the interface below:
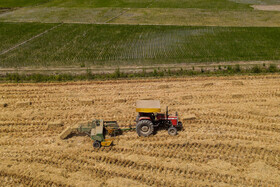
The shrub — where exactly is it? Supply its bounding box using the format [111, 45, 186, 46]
[168, 68, 172, 75]
[153, 69, 158, 76]
[251, 65, 262, 73]
[31, 74, 44, 82]
[159, 71, 164, 77]
[227, 65, 232, 72]
[234, 64, 241, 72]
[268, 64, 278, 72]
[6, 73, 21, 82]
[80, 62, 85, 67]
[113, 67, 121, 78]
[141, 68, 146, 77]
[128, 74, 134, 78]
[187, 70, 196, 75]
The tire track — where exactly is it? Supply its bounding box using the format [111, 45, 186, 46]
[0, 23, 63, 56]
[195, 117, 280, 133]
[0, 170, 71, 187]
[6, 149, 279, 187]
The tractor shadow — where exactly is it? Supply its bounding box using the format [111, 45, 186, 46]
[153, 125, 183, 136]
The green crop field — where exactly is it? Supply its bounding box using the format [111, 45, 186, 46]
[0, 22, 55, 52]
[41, 0, 252, 9]
[0, 0, 49, 8]
[0, 0, 279, 71]
[1, 0, 278, 9]
[0, 22, 279, 68]
[0, 0, 251, 9]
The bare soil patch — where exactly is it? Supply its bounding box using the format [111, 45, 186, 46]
[252, 5, 280, 11]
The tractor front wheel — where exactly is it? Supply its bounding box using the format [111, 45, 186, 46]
[93, 140, 101, 148]
[136, 120, 154, 137]
[168, 127, 177, 136]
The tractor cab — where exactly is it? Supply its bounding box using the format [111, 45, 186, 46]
[136, 100, 182, 137]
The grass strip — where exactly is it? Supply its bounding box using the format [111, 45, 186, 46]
[1, 64, 279, 83]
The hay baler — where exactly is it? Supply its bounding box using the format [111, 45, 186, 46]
[136, 100, 182, 137]
[59, 119, 132, 148]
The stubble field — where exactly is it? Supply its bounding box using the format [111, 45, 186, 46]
[0, 75, 279, 186]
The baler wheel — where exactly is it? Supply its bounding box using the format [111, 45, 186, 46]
[136, 120, 154, 137]
[93, 140, 101, 148]
[168, 127, 177, 136]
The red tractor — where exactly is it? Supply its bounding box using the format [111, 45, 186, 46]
[135, 100, 182, 137]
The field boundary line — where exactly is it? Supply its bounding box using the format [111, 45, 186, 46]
[0, 8, 17, 17]
[0, 23, 63, 56]
[104, 8, 130, 23]
[2, 20, 280, 27]
[0, 60, 279, 75]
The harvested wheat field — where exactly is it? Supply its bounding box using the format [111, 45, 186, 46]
[0, 75, 280, 186]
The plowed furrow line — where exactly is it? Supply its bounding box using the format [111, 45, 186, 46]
[130, 143, 279, 168]
[0, 148, 220, 170]
[0, 130, 59, 138]
[83, 154, 277, 186]
[228, 91, 280, 99]
[1, 136, 278, 169]
[199, 98, 267, 105]
[0, 126, 49, 133]
[0, 122, 47, 127]
[204, 111, 280, 124]
[10, 150, 278, 186]
[0, 148, 62, 158]
[120, 129, 277, 144]
[1, 95, 65, 100]
[0, 138, 55, 146]
[1, 150, 224, 185]
[0, 170, 71, 187]
[190, 133, 278, 144]
[187, 121, 278, 137]
[95, 145, 279, 169]
[196, 118, 280, 133]
[29, 104, 85, 109]
[133, 142, 279, 159]
[12, 156, 184, 187]
[157, 147, 273, 168]
[13, 156, 91, 172]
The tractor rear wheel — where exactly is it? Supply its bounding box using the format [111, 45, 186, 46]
[136, 120, 154, 137]
[168, 127, 177, 136]
[93, 140, 101, 148]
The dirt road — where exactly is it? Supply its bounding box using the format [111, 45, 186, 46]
[252, 5, 280, 11]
